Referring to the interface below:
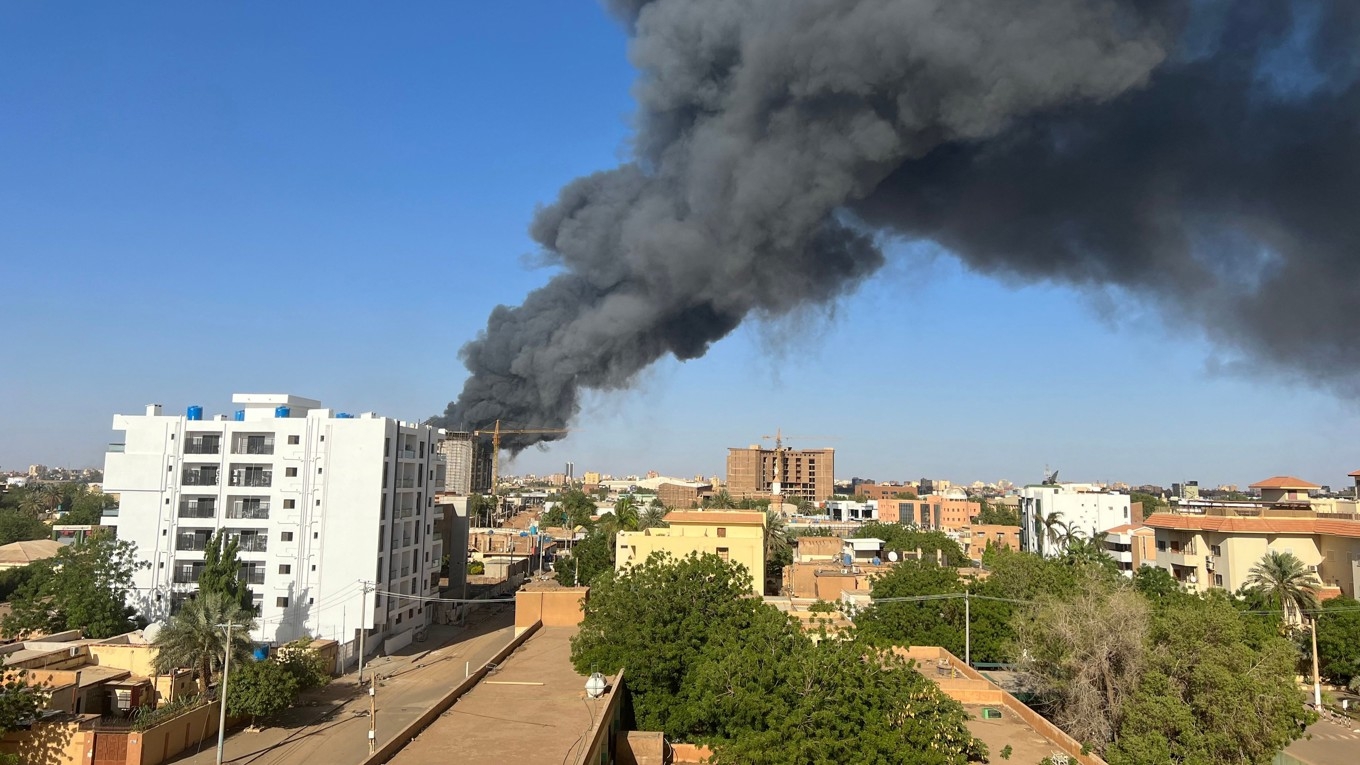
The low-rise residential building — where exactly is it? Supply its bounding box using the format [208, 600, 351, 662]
[878, 494, 980, 530]
[615, 511, 767, 593]
[851, 482, 919, 502]
[1101, 524, 1156, 576]
[957, 525, 1022, 560]
[1019, 483, 1132, 555]
[0, 539, 64, 570]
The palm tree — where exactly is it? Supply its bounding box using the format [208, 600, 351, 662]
[610, 495, 640, 532]
[1039, 511, 1065, 556]
[704, 490, 735, 509]
[1246, 550, 1320, 626]
[639, 506, 668, 530]
[764, 509, 789, 561]
[1055, 521, 1085, 552]
[19, 485, 58, 517]
[152, 592, 256, 694]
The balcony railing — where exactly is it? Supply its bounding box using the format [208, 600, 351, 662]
[178, 501, 216, 519]
[232, 437, 275, 455]
[227, 502, 271, 520]
[184, 439, 221, 455]
[240, 569, 266, 585]
[396, 478, 416, 489]
[230, 535, 268, 553]
[101, 507, 119, 518]
[182, 471, 219, 486]
[172, 568, 202, 584]
[175, 535, 211, 552]
[400, 449, 417, 460]
[229, 471, 272, 487]
[106, 443, 125, 453]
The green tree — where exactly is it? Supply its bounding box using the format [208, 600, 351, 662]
[1245, 550, 1320, 625]
[62, 488, 116, 526]
[544, 490, 598, 529]
[764, 509, 790, 595]
[600, 495, 640, 534]
[0, 511, 49, 545]
[703, 490, 735, 509]
[1039, 510, 1064, 556]
[1131, 565, 1182, 600]
[225, 659, 299, 727]
[0, 668, 47, 732]
[17, 485, 57, 517]
[570, 552, 758, 735]
[198, 532, 254, 613]
[152, 592, 256, 694]
[856, 560, 967, 655]
[688, 617, 984, 764]
[275, 637, 332, 691]
[1315, 596, 1360, 685]
[1108, 593, 1313, 765]
[852, 522, 965, 566]
[976, 497, 1020, 526]
[639, 506, 668, 530]
[553, 530, 614, 587]
[2, 534, 146, 639]
[1129, 492, 1165, 517]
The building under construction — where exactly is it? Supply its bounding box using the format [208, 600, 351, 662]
[727, 444, 834, 503]
[438, 432, 493, 495]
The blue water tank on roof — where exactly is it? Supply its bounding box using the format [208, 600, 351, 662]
[186, 405, 203, 421]
[233, 410, 245, 422]
[842, 553, 853, 566]
[274, 406, 290, 418]
[337, 412, 354, 419]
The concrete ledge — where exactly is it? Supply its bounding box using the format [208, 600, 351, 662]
[357, 620, 542, 765]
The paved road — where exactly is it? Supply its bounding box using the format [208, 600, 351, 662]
[169, 605, 516, 765]
[1284, 718, 1360, 765]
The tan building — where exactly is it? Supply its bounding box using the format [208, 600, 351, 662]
[615, 511, 767, 593]
[0, 539, 63, 570]
[853, 483, 919, 502]
[1146, 508, 1356, 596]
[1248, 475, 1320, 505]
[1101, 523, 1156, 576]
[957, 525, 1022, 560]
[657, 481, 711, 509]
[726, 445, 833, 503]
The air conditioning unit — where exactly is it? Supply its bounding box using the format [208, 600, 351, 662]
[1205, 557, 1215, 571]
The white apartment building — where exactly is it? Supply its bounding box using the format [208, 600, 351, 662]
[102, 394, 445, 658]
[1018, 483, 1132, 555]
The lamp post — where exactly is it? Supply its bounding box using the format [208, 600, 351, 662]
[215, 621, 234, 765]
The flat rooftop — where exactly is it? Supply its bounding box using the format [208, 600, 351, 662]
[964, 705, 1074, 764]
[389, 627, 611, 765]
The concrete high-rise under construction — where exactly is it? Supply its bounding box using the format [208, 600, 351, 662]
[726, 444, 834, 503]
[438, 433, 493, 495]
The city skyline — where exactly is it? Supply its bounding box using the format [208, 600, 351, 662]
[2, 3, 1357, 488]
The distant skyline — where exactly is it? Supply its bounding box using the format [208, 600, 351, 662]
[2, 3, 1356, 490]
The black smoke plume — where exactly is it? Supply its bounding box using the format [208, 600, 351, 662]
[439, 0, 1360, 450]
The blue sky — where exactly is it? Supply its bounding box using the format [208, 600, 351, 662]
[2, 3, 1355, 489]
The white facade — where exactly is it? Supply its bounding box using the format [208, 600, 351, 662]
[102, 394, 445, 656]
[1018, 483, 1132, 555]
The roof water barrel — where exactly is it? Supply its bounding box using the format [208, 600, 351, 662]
[186, 405, 203, 421]
[274, 406, 290, 418]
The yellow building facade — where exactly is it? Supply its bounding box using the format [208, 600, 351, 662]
[615, 511, 767, 593]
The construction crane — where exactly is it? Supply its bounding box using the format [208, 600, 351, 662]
[761, 429, 838, 498]
[472, 419, 568, 518]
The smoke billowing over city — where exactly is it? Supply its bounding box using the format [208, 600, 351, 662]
[439, 0, 1360, 450]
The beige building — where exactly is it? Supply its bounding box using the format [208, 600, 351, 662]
[1146, 508, 1355, 597]
[615, 511, 767, 593]
[0, 539, 64, 570]
[726, 445, 834, 503]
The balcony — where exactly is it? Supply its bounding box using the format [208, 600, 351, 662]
[229, 469, 272, 488]
[231, 435, 275, 456]
[400, 449, 417, 460]
[178, 500, 217, 519]
[239, 566, 266, 586]
[227, 501, 271, 520]
[101, 507, 119, 518]
[107, 443, 125, 453]
[175, 533, 212, 552]
[227, 533, 268, 553]
[172, 565, 203, 584]
[182, 469, 219, 487]
[184, 437, 221, 455]
[396, 478, 416, 489]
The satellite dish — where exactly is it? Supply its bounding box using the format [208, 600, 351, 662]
[143, 622, 165, 643]
[888, 551, 899, 562]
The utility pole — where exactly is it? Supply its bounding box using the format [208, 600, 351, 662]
[368, 680, 377, 754]
[358, 580, 376, 753]
[215, 620, 234, 765]
[964, 590, 971, 668]
[1311, 614, 1322, 709]
[357, 581, 372, 686]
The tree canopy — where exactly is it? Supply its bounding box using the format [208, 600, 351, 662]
[2, 534, 146, 639]
[553, 529, 614, 587]
[226, 659, 299, 725]
[1315, 596, 1360, 685]
[0, 669, 46, 733]
[152, 592, 257, 692]
[851, 522, 966, 566]
[570, 551, 985, 763]
[198, 531, 254, 613]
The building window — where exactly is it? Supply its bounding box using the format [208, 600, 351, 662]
[281, 531, 294, 542]
[279, 564, 291, 575]
[284, 499, 295, 509]
[717, 528, 727, 538]
[1210, 544, 1221, 557]
[318, 467, 323, 475]
[286, 467, 298, 477]
[716, 547, 729, 561]
[288, 435, 300, 445]
[1214, 574, 1224, 587]
[276, 597, 289, 608]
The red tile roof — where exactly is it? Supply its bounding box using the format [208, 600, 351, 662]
[663, 510, 767, 525]
[1349, 470, 1360, 478]
[1145, 513, 1360, 538]
[1248, 475, 1320, 490]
